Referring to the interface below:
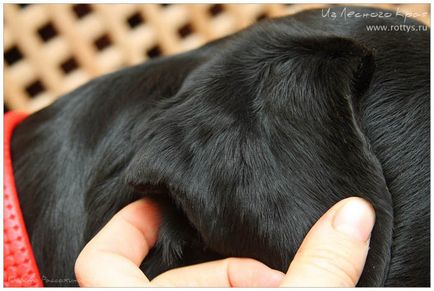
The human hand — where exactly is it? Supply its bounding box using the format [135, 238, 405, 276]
[74, 199, 284, 287]
[75, 197, 374, 287]
[280, 197, 375, 287]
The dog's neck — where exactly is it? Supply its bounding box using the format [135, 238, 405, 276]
[4, 112, 43, 287]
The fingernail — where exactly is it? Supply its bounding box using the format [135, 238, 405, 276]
[332, 198, 375, 242]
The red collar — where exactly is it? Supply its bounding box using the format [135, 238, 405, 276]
[4, 111, 43, 287]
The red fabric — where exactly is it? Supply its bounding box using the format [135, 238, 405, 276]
[4, 111, 43, 287]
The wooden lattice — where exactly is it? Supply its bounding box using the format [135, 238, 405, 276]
[4, 3, 430, 113]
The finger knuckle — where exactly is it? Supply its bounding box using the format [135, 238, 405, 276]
[74, 249, 95, 285]
[300, 247, 360, 286]
[74, 254, 85, 282]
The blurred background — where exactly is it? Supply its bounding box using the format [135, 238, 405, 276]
[4, 3, 430, 113]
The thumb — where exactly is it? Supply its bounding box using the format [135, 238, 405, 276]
[281, 197, 375, 287]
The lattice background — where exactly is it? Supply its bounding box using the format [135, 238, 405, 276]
[4, 3, 430, 113]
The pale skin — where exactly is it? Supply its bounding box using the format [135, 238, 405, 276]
[75, 196, 375, 287]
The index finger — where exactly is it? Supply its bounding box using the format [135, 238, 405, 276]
[75, 199, 160, 287]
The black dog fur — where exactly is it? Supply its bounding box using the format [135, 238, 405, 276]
[10, 7, 430, 286]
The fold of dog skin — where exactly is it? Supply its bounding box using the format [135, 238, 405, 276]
[126, 29, 393, 286]
[11, 7, 429, 287]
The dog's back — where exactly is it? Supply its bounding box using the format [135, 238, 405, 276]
[11, 7, 429, 286]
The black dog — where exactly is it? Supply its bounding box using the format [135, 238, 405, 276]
[10, 7, 429, 287]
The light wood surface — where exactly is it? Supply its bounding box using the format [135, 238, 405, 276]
[4, 3, 430, 112]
